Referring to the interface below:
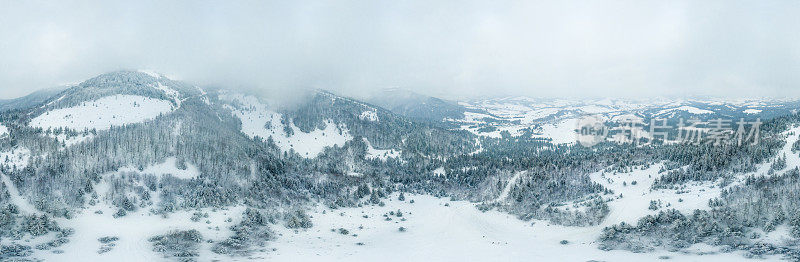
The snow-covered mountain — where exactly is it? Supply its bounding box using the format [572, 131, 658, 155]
[363, 88, 494, 128]
[1, 71, 799, 261]
[451, 95, 799, 144]
[0, 86, 68, 112]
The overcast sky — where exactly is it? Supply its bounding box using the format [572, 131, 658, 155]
[1, 0, 799, 100]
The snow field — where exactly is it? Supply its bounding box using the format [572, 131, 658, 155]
[226, 95, 352, 158]
[0, 123, 8, 137]
[29, 95, 174, 131]
[264, 193, 756, 262]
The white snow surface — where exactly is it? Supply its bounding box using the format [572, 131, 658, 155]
[29, 95, 174, 131]
[153, 82, 182, 107]
[225, 94, 352, 158]
[0, 123, 7, 137]
[521, 108, 560, 123]
[36, 204, 246, 262]
[533, 118, 578, 144]
[743, 109, 762, 114]
[359, 110, 379, 122]
[0, 147, 36, 214]
[656, 106, 714, 115]
[590, 164, 720, 226]
[1, 172, 39, 215]
[364, 139, 400, 161]
[264, 193, 756, 262]
[0, 147, 31, 171]
[493, 171, 524, 203]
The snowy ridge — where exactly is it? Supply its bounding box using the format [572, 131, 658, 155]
[152, 82, 182, 108]
[29, 95, 174, 131]
[137, 69, 162, 78]
[655, 106, 714, 116]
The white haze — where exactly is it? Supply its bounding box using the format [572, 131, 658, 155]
[1, 0, 800, 100]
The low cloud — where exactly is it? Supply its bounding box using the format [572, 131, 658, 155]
[1, 0, 799, 100]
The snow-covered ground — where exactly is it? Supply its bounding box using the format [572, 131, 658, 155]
[35, 204, 246, 262]
[263, 193, 758, 262]
[727, 124, 800, 188]
[1, 172, 39, 215]
[0, 146, 31, 171]
[29, 95, 174, 131]
[532, 118, 578, 144]
[493, 171, 525, 203]
[364, 139, 401, 161]
[655, 106, 714, 116]
[0, 147, 36, 214]
[590, 164, 720, 226]
[520, 108, 560, 123]
[359, 110, 379, 122]
[152, 82, 182, 108]
[225, 94, 352, 158]
[0, 123, 8, 137]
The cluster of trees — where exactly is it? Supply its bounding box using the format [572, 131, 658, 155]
[149, 229, 203, 259]
[212, 208, 277, 256]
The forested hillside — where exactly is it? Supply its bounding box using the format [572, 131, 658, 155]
[0, 71, 798, 261]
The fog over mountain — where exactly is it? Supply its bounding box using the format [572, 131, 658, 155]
[6, 2, 800, 261]
[2, 0, 800, 100]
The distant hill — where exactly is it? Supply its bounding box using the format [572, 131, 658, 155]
[0, 86, 68, 112]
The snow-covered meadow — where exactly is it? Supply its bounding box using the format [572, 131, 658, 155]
[29, 95, 174, 131]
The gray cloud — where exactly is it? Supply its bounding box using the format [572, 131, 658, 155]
[1, 0, 799, 100]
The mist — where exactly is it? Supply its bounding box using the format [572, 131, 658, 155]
[1, 0, 800, 100]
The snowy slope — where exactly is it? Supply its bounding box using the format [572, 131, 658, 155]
[0, 147, 36, 214]
[29, 95, 174, 131]
[225, 94, 352, 158]
[47, 133, 94, 149]
[264, 193, 757, 262]
[364, 139, 401, 161]
[589, 164, 720, 226]
[0, 147, 31, 171]
[1, 172, 39, 215]
[0, 123, 7, 137]
[532, 119, 578, 144]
